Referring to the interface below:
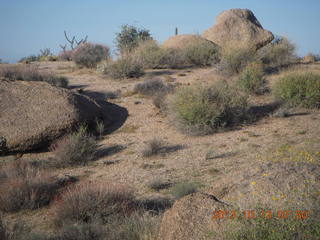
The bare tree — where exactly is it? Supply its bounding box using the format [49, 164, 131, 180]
[60, 31, 88, 51]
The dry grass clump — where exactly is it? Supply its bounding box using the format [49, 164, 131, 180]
[182, 40, 220, 67]
[257, 36, 297, 69]
[0, 65, 68, 88]
[237, 62, 266, 94]
[54, 182, 136, 226]
[167, 81, 248, 135]
[272, 71, 320, 108]
[142, 138, 166, 157]
[170, 182, 198, 199]
[217, 46, 255, 76]
[103, 56, 144, 79]
[134, 78, 173, 96]
[51, 126, 98, 167]
[0, 160, 63, 212]
[72, 43, 110, 68]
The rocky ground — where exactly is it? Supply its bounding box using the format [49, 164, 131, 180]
[1, 61, 319, 236]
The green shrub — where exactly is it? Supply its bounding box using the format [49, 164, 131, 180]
[272, 71, 320, 108]
[0, 65, 68, 88]
[73, 43, 110, 68]
[148, 178, 172, 191]
[168, 82, 248, 135]
[258, 36, 296, 69]
[218, 47, 255, 75]
[18, 55, 39, 63]
[116, 24, 152, 55]
[54, 182, 136, 225]
[0, 160, 62, 212]
[182, 41, 220, 67]
[51, 126, 98, 167]
[170, 182, 198, 199]
[237, 62, 265, 94]
[103, 57, 144, 79]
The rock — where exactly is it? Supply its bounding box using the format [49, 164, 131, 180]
[202, 9, 274, 49]
[163, 34, 218, 49]
[159, 192, 228, 240]
[159, 161, 320, 239]
[0, 80, 102, 152]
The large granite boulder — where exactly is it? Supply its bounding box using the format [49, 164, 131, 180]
[163, 34, 218, 49]
[0, 80, 102, 152]
[202, 9, 274, 49]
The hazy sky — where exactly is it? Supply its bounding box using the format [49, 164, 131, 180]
[1, 0, 319, 62]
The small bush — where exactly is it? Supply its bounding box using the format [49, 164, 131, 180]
[58, 50, 73, 61]
[51, 126, 98, 167]
[258, 36, 296, 69]
[168, 82, 248, 135]
[170, 182, 198, 199]
[103, 57, 144, 79]
[182, 41, 220, 67]
[272, 71, 320, 108]
[116, 24, 152, 55]
[0, 160, 62, 212]
[218, 46, 255, 75]
[142, 138, 166, 157]
[0, 65, 68, 88]
[54, 182, 136, 225]
[237, 62, 265, 94]
[18, 55, 39, 63]
[148, 178, 172, 191]
[134, 78, 173, 96]
[73, 43, 110, 68]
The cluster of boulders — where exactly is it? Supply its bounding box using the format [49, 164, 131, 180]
[163, 8, 274, 51]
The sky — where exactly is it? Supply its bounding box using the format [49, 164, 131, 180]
[0, 0, 319, 63]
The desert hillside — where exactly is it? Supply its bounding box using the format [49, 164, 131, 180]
[1, 8, 319, 240]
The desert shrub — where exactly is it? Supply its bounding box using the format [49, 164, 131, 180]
[142, 138, 166, 157]
[237, 62, 265, 94]
[134, 78, 173, 96]
[218, 46, 255, 75]
[58, 50, 73, 61]
[51, 126, 98, 167]
[272, 71, 320, 108]
[182, 41, 220, 67]
[72, 43, 110, 68]
[116, 24, 152, 55]
[133, 40, 166, 69]
[54, 182, 136, 225]
[170, 182, 198, 199]
[148, 178, 172, 191]
[258, 36, 296, 69]
[0, 65, 68, 88]
[18, 55, 39, 63]
[104, 212, 160, 240]
[168, 82, 248, 135]
[103, 57, 144, 79]
[0, 160, 62, 212]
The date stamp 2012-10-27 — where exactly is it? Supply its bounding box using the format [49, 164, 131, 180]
[211, 209, 309, 220]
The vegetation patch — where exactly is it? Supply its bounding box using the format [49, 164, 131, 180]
[167, 82, 248, 135]
[0, 65, 68, 88]
[272, 71, 320, 108]
[51, 126, 98, 167]
[72, 43, 110, 68]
